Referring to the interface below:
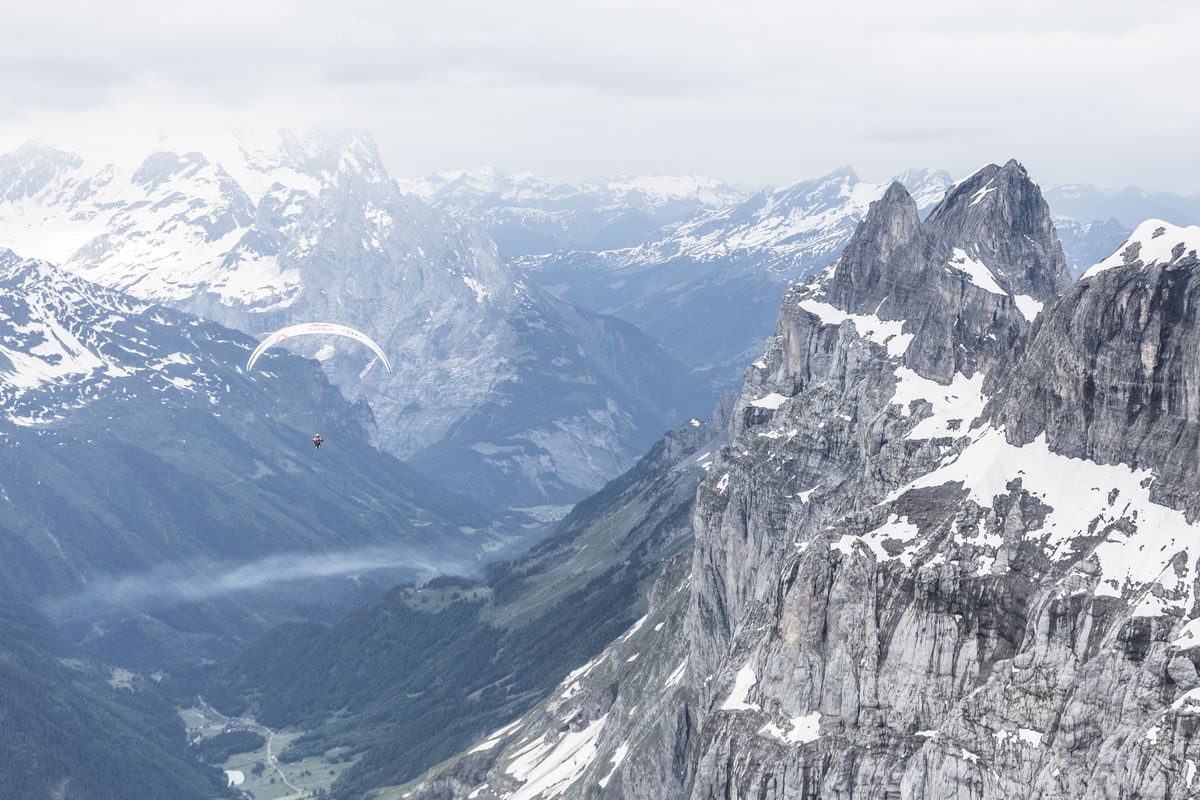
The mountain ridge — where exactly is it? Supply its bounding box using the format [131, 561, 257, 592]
[395, 160, 1200, 800]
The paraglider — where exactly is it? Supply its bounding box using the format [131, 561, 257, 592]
[245, 322, 392, 373]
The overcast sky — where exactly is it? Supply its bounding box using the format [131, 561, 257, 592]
[3, 0, 1198, 193]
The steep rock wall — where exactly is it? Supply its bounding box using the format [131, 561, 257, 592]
[396, 163, 1200, 800]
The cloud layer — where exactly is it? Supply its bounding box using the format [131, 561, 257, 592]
[4, 0, 1198, 192]
[41, 545, 463, 620]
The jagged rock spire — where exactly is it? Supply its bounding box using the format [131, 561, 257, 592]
[926, 159, 1072, 300]
[398, 161, 1200, 800]
[813, 160, 1073, 383]
[823, 180, 923, 314]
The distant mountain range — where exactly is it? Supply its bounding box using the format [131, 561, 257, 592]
[0, 250, 525, 671]
[0, 134, 710, 509]
[395, 167, 747, 256]
[509, 167, 953, 378]
[1044, 182, 1200, 230]
[4, 133, 1194, 510]
[409, 165, 1199, 384]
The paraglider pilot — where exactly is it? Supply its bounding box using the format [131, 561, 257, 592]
[312, 434, 324, 449]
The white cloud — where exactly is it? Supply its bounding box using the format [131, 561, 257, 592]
[1, 0, 1197, 192]
[40, 545, 464, 619]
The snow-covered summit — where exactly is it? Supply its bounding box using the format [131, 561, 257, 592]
[1081, 219, 1200, 278]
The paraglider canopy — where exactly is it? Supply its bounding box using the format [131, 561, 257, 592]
[246, 322, 392, 373]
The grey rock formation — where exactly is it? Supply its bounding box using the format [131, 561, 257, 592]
[989, 223, 1200, 518]
[398, 161, 1200, 800]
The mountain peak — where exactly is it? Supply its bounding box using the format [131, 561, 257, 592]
[131, 150, 213, 190]
[822, 180, 922, 313]
[802, 161, 1072, 383]
[988, 225, 1200, 518]
[925, 159, 1072, 300]
[0, 142, 86, 204]
[932, 159, 1029, 219]
[1082, 219, 1200, 278]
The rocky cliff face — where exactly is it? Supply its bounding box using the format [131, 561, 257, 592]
[397, 163, 1200, 800]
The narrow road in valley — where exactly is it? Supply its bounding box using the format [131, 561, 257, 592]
[263, 726, 304, 796]
[197, 697, 305, 797]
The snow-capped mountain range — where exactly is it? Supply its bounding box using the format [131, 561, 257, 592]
[0, 250, 162, 422]
[0, 132, 708, 508]
[400, 162, 1200, 800]
[515, 166, 954, 378]
[397, 167, 748, 257]
[425, 167, 1191, 387]
[1082, 218, 1200, 278]
[1, 128, 1192, 509]
[9, 125, 1200, 798]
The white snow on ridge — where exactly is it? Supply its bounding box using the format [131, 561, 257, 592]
[895, 427, 1198, 615]
[970, 180, 997, 206]
[994, 727, 1044, 748]
[462, 275, 490, 303]
[798, 298, 913, 357]
[0, 296, 113, 389]
[760, 712, 821, 745]
[597, 742, 630, 789]
[856, 514, 922, 566]
[1082, 219, 1200, 279]
[750, 392, 788, 410]
[665, 658, 688, 688]
[469, 719, 524, 754]
[1172, 618, 1200, 650]
[557, 651, 610, 702]
[949, 164, 995, 193]
[209, 252, 301, 307]
[947, 248, 1005, 295]
[1013, 294, 1043, 322]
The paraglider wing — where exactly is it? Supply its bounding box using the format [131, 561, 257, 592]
[245, 322, 392, 373]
